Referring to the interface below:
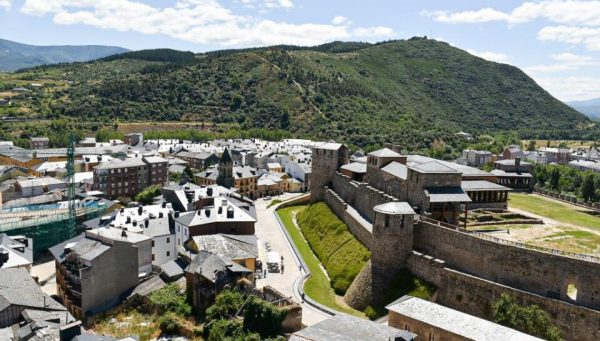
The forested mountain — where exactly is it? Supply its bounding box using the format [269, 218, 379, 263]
[0, 38, 593, 151]
[0, 38, 128, 71]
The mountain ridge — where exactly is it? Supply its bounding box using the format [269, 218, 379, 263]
[0, 38, 593, 151]
[0, 38, 129, 72]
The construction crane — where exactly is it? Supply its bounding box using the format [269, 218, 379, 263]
[66, 134, 76, 238]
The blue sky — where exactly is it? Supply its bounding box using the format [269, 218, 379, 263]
[1, 0, 600, 101]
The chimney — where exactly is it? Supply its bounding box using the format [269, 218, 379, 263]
[185, 190, 194, 202]
[59, 321, 82, 341]
[515, 157, 521, 170]
[121, 230, 127, 238]
[145, 220, 149, 228]
[138, 206, 143, 215]
[226, 206, 234, 219]
[0, 250, 9, 268]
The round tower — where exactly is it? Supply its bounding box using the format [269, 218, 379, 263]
[372, 202, 415, 270]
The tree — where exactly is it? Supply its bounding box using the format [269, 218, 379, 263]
[581, 173, 596, 201]
[280, 111, 290, 130]
[526, 140, 536, 151]
[134, 184, 162, 204]
[492, 294, 563, 341]
[549, 167, 561, 190]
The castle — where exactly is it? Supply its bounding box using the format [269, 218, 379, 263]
[312, 143, 600, 340]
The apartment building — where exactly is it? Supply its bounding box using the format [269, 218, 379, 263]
[93, 156, 168, 199]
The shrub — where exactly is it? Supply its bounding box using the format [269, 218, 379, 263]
[158, 312, 180, 335]
[134, 184, 162, 204]
[363, 305, 378, 320]
[205, 290, 244, 321]
[243, 296, 287, 338]
[297, 202, 370, 294]
[148, 284, 192, 316]
[492, 293, 563, 341]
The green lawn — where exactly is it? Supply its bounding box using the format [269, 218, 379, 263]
[509, 193, 600, 230]
[276, 206, 365, 317]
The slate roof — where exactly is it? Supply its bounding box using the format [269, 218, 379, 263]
[374, 202, 415, 215]
[386, 296, 542, 341]
[221, 148, 232, 163]
[490, 169, 533, 178]
[94, 158, 146, 170]
[0, 268, 66, 312]
[410, 161, 459, 174]
[186, 251, 251, 283]
[160, 258, 187, 280]
[368, 148, 402, 158]
[174, 197, 256, 227]
[425, 187, 472, 203]
[461, 180, 511, 192]
[128, 275, 166, 298]
[315, 142, 343, 150]
[0, 234, 33, 269]
[340, 162, 367, 174]
[191, 234, 258, 260]
[49, 233, 110, 263]
[381, 161, 407, 180]
[289, 314, 415, 341]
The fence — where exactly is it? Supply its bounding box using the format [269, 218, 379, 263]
[471, 231, 600, 263]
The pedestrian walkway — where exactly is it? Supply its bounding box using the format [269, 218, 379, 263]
[254, 193, 329, 326]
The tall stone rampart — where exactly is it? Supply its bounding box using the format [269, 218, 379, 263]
[413, 221, 600, 310]
[331, 172, 398, 222]
[324, 188, 373, 250]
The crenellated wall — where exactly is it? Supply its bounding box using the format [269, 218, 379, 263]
[331, 172, 398, 222]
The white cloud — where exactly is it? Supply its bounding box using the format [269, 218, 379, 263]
[423, 1, 600, 50]
[421, 8, 508, 24]
[332, 15, 349, 25]
[0, 0, 10, 10]
[531, 76, 600, 101]
[424, 1, 600, 26]
[18, 0, 394, 47]
[538, 25, 600, 50]
[525, 52, 599, 73]
[466, 49, 509, 63]
[352, 26, 394, 38]
[264, 0, 293, 9]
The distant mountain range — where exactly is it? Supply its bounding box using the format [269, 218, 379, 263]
[3, 38, 594, 148]
[568, 98, 600, 120]
[0, 38, 128, 72]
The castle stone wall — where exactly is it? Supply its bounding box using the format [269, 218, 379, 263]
[438, 268, 600, 341]
[406, 251, 445, 287]
[324, 188, 373, 250]
[331, 172, 397, 222]
[413, 221, 600, 310]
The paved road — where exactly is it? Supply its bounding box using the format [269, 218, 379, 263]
[254, 193, 329, 326]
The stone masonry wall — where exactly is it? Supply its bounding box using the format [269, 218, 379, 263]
[324, 188, 373, 250]
[438, 268, 600, 341]
[331, 172, 397, 222]
[406, 249, 600, 340]
[413, 221, 600, 311]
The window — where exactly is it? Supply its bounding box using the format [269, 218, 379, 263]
[152, 254, 155, 261]
[151, 241, 155, 247]
[166, 237, 170, 243]
[166, 251, 170, 257]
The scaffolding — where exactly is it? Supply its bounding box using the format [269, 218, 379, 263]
[0, 203, 108, 257]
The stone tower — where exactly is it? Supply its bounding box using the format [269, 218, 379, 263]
[310, 143, 349, 202]
[217, 148, 235, 189]
[344, 201, 416, 309]
[372, 202, 415, 272]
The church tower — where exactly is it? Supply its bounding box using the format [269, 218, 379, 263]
[217, 148, 235, 188]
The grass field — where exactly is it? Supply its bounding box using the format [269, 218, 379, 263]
[509, 193, 600, 230]
[276, 205, 365, 317]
